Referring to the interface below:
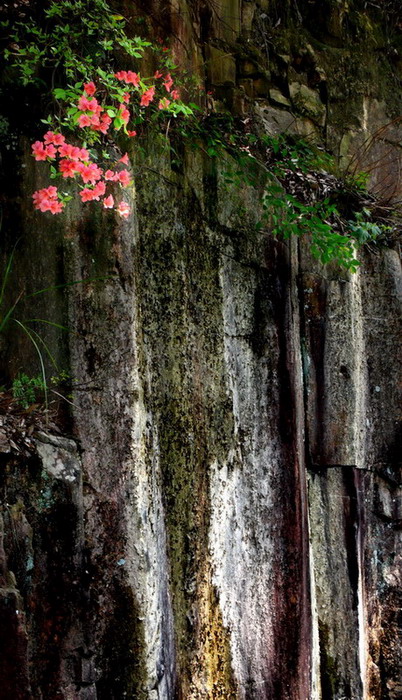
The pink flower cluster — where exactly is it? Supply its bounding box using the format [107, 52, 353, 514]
[140, 87, 155, 107]
[32, 141, 58, 161]
[32, 131, 131, 218]
[112, 70, 180, 112]
[31, 65, 185, 219]
[32, 186, 64, 214]
[115, 70, 140, 86]
[76, 84, 112, 134]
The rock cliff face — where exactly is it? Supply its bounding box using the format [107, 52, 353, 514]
[0, 1, 401, 698]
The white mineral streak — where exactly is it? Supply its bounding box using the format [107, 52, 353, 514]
[350, 267, 367, 471]
[323, 267, 367, 467]
[123, 318, 176, 699]
[209, 258, 278, 698]
[128, 416, 175, 697]
[308, 519, 322, 700]
[70, 204, 176, 698]
[350, 270, 369, 698]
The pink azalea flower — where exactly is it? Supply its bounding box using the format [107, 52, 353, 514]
[58, 143, 72, 158]
[71, 146, 83, 160]
[122, 92, 130, 104]
[118, 153, 129, 165]
[115, 71, 128, 81]
[117, 201, 130, 218]
[98, 113, 112, 134]
[171, 89, 180, 100]
[53, 133, 65, 146]
[118, 169, 131, 186]
[104, 169, 119, 181]
[163, 74, 174, 93]
[127, 130, 137, 138]
[80, 163, 103, 184]
[103, 194, 114, 209]
[158, 98, 170, 110]
[43, 131, 65, 146]
[58, 143, 82, 160]
[154, 70, 163, 79]
[44, 186, 58, 198]
[34, 193, 46, 206]
[78, 114, 92, 128]
[79, 188, 96, 202]
[48, 200, 64, 214]
[90, 114, 101, 128]
[84, 81, 96, 95]
[37, 197, 51, 211]
[59, 158, 79, 178]
[32, 191, 43, 206]
[45, 144, 57, 159]
[79, 147, 90, 161]
[126, 71, 140, 86]
[77, 95, 98, 112]
[140, 87, 155, 107]
[92, 180, 106, 199]
[119, 105, 130, 124]
[31, 141, 47, 161]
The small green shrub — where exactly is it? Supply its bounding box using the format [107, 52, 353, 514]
[347, 210, 390, 244]
[12, 373, 46, 408]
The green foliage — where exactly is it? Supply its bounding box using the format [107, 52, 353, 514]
[2, 0, 153, 85]
[262, 181, 359, 270]
[50, 369, 70, 385]
[347, 209, 390, 244]
[182, 114, 381, 270]
[344, 170, 371, 192]
[260, 133, 335, 175]
[12, 373, 46, 408]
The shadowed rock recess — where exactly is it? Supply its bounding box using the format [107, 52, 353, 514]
[0, 1, 401, 698]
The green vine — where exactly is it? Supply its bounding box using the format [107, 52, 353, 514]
[180, 114, 392, 270]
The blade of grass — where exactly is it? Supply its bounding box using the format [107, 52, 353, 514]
[22, 318, 73, 334]
[13, 319, 49, 414]
[50, 388, 77, 407]
[0, 291, 24, 334]
[0, 238, 23, 309]
[19, 324, 59, 371]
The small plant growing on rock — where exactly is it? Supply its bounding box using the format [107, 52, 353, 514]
[12, 373, 46, 409]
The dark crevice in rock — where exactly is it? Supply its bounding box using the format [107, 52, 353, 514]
[342, 469, 360, 611]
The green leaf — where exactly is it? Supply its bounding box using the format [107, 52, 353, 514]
[53, 88, 67, 100]
[113, 116, 124, 130]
